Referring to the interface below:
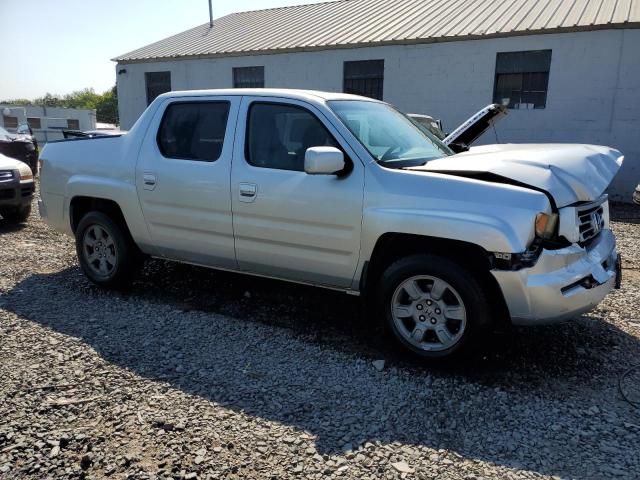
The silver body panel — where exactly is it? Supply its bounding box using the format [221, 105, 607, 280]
[493, 228, 618, 325]
[39, 88, 622, 326]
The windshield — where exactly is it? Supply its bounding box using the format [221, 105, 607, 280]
[329, 100, 452, 167]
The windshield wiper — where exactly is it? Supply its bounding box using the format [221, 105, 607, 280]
[378, 156, 439, 168]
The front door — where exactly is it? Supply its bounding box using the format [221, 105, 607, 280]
[230, 96, 365, 288]
[136, 96, 240, 268]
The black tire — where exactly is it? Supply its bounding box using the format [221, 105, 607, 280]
[377, 254, 492, 360]
[1, 205, 31, 224]
[75, 211, 141, 288]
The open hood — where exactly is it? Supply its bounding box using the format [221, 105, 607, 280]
[443, 104, 508, 148]
[411, 143, 624, 208]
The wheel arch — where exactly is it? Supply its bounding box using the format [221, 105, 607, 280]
[65, 175, 153, 251]
[69, 196, 132, 238]
[361, 232, 510, 325]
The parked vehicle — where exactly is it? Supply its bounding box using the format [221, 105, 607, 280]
[0, 126, 38, 176]
[16, 123, 39, 151]
[38, 89, 623, 359]
[406, 114, 446, 140]
[409, 104, 508, 154]
[0, 153, 34, 224]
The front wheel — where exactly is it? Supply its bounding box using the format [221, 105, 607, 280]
[377, 254, 492, 360]
[75, 211, 141, 288]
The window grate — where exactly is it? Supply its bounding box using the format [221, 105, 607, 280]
[3, 116, 18, 129]
[145, 71, 172, 106]
[493, 50, 551, 109]
[343, 60, 384, 100]
[27, 117, 41, 129]
[233, 67, 265, 88]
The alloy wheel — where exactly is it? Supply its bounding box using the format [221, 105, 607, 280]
[391, 275, 467, 351]
[82, 224, 118, 277]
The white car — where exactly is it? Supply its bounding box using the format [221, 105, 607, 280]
[38, 89, 623, 359]
[0, 153, 34, 224]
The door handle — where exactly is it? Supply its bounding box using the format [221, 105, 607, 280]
[143, 173, 157, 191]
[239, 182, 257, 203]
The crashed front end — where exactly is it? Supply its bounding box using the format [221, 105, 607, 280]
[492, 195, 621, 325]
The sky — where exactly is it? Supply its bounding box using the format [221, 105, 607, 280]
[0, 0, 327, 100]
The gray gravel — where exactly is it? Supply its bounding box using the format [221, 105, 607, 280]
[1, 197, 639, 479]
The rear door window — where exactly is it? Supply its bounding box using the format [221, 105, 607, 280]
[157, 102, 230, 162]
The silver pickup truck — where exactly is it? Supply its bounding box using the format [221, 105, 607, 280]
[39, 89, 623, 359]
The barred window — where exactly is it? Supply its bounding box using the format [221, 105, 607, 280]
[493, 50, 552, 109]
[343, 60, 384, 100]
[145, 71, 172, 105]
[27, 117, 41, 129]
[3, 116, 18, 129]
[67, 119, 80, 130]
[233, 67, 265, 88]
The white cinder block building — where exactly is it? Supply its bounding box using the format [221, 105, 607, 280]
[113, 0, 640, 200]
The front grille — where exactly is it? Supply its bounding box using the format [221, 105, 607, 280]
[0, 188, 15, 200]
[0, 170, 13, 182]
[577, 201, 605, 244]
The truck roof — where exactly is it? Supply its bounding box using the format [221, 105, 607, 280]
[156, 88, 380, 103]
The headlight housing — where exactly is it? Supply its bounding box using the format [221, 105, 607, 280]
[535, 212, 558, 239]
[16, 163, 33, 181]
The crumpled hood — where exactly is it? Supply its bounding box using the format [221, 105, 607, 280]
[413, 144, 623, 207]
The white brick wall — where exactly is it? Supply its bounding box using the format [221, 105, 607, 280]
[116, 29, 640, 200]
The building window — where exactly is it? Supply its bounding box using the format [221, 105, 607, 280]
[233, 67, 265, 88]
[493, 50, 551, 109]
[157, 101, 230, 162]
[145, 71, 172, 105]
[246, 102, 338, 171]
[3, 116, 18, 129]
[27, 117, 41, 129]
[67, 119, 80, 130]
[343, 60, 384, 100]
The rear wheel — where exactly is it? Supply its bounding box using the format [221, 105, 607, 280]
[1, 205, 31, 224]
[75, 211, 141, 288]
[377, 254, 492, 359]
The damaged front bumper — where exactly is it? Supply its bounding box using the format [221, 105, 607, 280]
[492, 229, 619, 325]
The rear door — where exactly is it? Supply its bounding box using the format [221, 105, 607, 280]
[136, 96, 240, 268]
[230, 96, 365, 288]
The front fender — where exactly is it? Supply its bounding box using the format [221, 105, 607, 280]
[364, 207, 526, 254]
[353, 205, 540, 291]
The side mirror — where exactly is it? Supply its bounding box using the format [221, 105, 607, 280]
[304, 146, 345, 175]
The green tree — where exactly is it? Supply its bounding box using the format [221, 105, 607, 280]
[96, 86, 118, 124]
[1, 86, 119, 125]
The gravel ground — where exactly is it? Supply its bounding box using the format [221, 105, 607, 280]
[1, 197, 639, 480]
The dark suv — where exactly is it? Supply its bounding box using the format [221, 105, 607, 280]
[0, 126, 38, 176]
